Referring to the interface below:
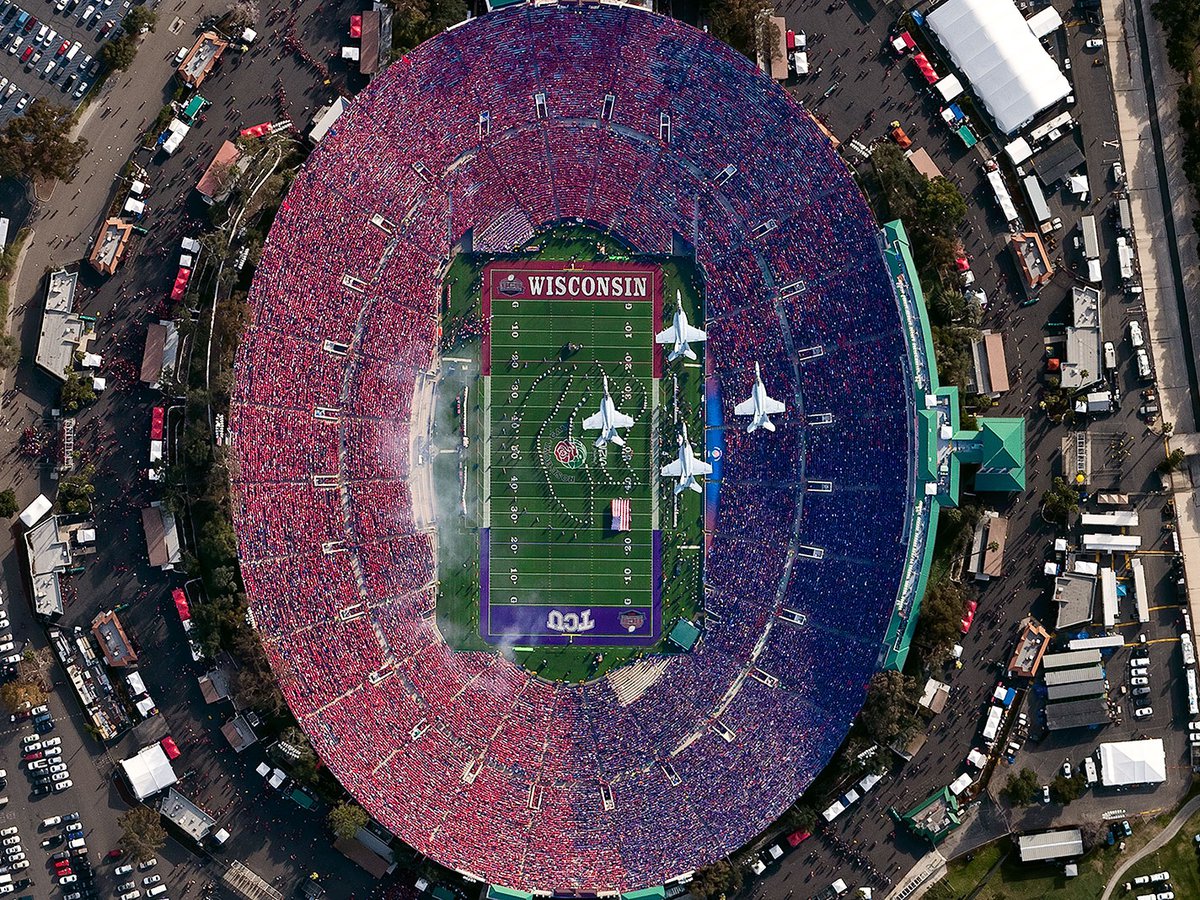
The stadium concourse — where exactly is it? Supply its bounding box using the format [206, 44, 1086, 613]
[229, 2, 917, 893]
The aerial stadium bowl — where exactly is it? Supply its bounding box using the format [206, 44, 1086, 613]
[231, 2, 916, 892]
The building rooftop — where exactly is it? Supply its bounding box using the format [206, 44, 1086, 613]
[35, 269, 89, 380]
[1018, 829, 1084, 862]
[1053, 571, 1097, 629]
[1062, 285, 1102, 389]
[970, 330, 1010, 396]
[1007, 618, 1050, 677]
[91, 610, 138, 668]
[88, 218, 134, 276]
[1010, 232, 1054, 288]
[178, 32, 228, 87]
[158, 788, 216, 841]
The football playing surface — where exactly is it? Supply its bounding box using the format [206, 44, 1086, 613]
[481, 262, 664, 645]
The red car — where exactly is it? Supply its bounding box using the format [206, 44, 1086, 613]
[106, 849, 123, 860]
[19, 45, 31, 63]
[960, 600, 978, 634]
[22, 750, 42, 762]
[53, 861, 71, 873]
[55, 39, 68, 55]
[22, 16, 36, 33]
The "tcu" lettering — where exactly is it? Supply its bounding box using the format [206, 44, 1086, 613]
[546, 609, 596, 633]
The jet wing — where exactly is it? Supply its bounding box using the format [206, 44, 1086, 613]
[733, 397, 756, 417]
[683, 324, 707, 342]
[763, 397, 786, 414]
[661, 459, 683, 477]
[693, 460, 713, 475]
[612, 411, 635, 428]
[581, 411, 603, 430]
[655, 325, 678, 345]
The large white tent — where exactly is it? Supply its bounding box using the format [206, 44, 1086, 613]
[927, 0, 1070, 134]
[1099, 739, 1167, 787]
[120, 743, 178, 800]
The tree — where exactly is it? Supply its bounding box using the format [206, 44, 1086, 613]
[709, 0, 767, 60]
[1002, 767, 1040, 806]
[912, 580, 971, 664]
[859, 671, 918, 745]
[690, 859, 744, 900]
[0, 101, 87, 183]
[0, 334, 17, 367]
[223, 0, 258, 27]
[1041, 477, 1079, 525]
[1051, 773, 1084, 805]
[327, 802, 369, 840]
[60, 372, 96, 413]
[1159, 447, 1187, 474]
[100, 34, 139, 72]
[56, 465, 97, 515]
[122, 6, 158, 33]
[0, 680, 45, 712]
[0, 490, 15, 518]
[918, 177, 969, 236]
[118, 806, 167, 862]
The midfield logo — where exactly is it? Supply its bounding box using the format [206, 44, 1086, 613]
[553, 438, 586, 469]
[498, 274, 525, 296]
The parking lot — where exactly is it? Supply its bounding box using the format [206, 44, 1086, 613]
[0, 0, 133, 124]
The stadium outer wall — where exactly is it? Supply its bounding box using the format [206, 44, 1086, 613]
[229, 4, 920, 892]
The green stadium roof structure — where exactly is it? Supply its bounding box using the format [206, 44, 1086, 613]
[621, 888, 666, 900]
[890, 786, 962, 845]
[667, 619, 701, 651]
[877, 220, 1025, 671]
[486, 886, 535, 900]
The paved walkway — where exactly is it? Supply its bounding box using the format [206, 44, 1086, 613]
[1100, 793, 1200, 900]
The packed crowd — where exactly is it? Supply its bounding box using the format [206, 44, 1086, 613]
[229, 3, 912, 892]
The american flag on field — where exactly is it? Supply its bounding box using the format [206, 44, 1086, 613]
[611, 498, 631, 532]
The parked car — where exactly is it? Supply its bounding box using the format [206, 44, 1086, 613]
[1130, 320, 1145, 348]
[888, 120, 912, 149]
[1061, 761, 1072, 778]
[1086, 38, 1104, 49]
[53, 780, 72, 791]
[142, 876, 160, 886]
[1131, 676, 1150, 686]
[1042, 785, 1051, 803]
[136, 858, 155, 870]
[173, 45, 187, 63]
[1133, 686, 1151, 696]
[1135, 706, 1154, 718]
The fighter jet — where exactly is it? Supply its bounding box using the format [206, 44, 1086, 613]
[655, 291, 708, 362]
[733, 362, 786, 433]
[661, 422, 712, 494]
[581, 374, 635, 448]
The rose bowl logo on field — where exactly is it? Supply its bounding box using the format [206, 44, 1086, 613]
[619, 611, 646, 633]
[553, 438, 586, 469]
[498, 274, 525, 296]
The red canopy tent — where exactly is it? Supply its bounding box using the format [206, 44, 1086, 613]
[172, 588, 191, 623]
[150, 406, 165, 441]
[170, 267, 192, 302]
[160, 737, 181, 760]
[913, 52, 939, 84]
[240, 121, 272, 139]
[350, 14, 361, 37]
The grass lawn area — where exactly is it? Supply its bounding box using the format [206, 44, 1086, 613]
[933, 820, 1166, 900]
[1120, 807, 1200, 897]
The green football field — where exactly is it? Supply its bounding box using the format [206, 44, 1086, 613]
[484, 294, 659, 637]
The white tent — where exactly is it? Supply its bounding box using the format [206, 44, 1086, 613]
[19, 495, 52, 528]
[927, 0, 1070, 134]
[934, 74, 964, 101]
[1099, 739, 1167, 787]
[1026, 6, 1063, 39]
[120, 744, 178, 800]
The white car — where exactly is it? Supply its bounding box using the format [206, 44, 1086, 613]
[138, 858, 157, 870]
[44, 747, 61, 757]
[29, 705, 47, 716]
[143, 875, 161, 886]
[41, 815, 61, 828]
[173, 45, 187, 64]
[120, 891, 142, 900]
[48, 763, 67, 774]
[118, 883, 136, 893]
[0, 836, 19, 847]
[1135, 706, 1154, 718]
[22, 742, 41, 753]
[0, 642, 14, 654]
[51, 771, 70, 782]
[5, 851, 23, 862]
[1130, 320, 1145, 348]
[59, 874, 76, 885]
[53, 780, 72, 791]
[11, 95, 24, 111]
[5, 37, 18, 55]
[1131, 676, 1150, 686]
[0, 826, 16, 837]
[7, 860, 26, 871]
[27, 760, 47, 770]
[42, 737, 62, 747]
[115, 864, 134, 875]
[22, 736, 40, 747]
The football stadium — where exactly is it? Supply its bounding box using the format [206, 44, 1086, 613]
[230, 2, 942, 893]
